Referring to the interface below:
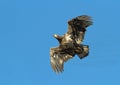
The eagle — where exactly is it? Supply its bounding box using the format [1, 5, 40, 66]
[50, 15, 93, 73]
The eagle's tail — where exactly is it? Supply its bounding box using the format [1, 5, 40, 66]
[76, 45, 89, 59]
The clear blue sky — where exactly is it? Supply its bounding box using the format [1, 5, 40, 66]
[0, 0, 120, 85]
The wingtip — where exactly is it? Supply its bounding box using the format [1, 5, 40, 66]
[50, 54, 64, 74]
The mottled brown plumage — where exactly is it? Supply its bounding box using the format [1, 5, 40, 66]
[50, 15, 93, 73]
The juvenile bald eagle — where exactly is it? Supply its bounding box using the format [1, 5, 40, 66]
[50, 15, 93, 73]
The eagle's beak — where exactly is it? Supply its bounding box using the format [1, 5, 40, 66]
[53, 34, 58, 38]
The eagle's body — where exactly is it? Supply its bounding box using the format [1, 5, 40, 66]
[50, 15, 93, 73]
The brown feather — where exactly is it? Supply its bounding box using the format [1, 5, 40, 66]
[50, 15, 93, 73]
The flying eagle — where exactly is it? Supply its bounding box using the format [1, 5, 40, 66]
[50, 15, 93, 73]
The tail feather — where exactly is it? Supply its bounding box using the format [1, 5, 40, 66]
[76, 45, 89, 59]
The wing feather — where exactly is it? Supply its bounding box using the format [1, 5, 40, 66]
[50, 47, 74, 73]
[67, 15, 93, 44]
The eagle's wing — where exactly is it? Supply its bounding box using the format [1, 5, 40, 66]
[50, 47, 74, 73]
[67, 15, 92, 44]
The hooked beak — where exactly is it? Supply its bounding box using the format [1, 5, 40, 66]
[53, 34, 58, 38]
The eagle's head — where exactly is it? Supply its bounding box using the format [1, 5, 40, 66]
[53, 34, 63, 43]
[53, 34, 59, 38]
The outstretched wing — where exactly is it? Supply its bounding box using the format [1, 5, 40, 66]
[67, 15, 92, 44]
[50, 47, 74, 73]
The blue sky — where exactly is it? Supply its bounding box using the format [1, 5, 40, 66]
[0, 0, 120, 85]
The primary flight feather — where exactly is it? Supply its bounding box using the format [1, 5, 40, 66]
[50, 15, 93, 73]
